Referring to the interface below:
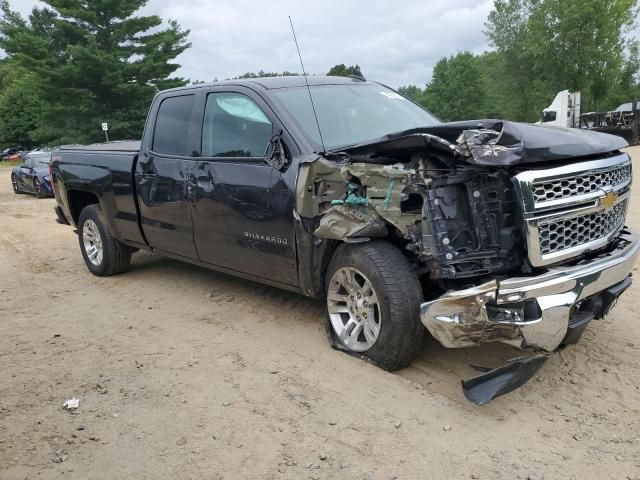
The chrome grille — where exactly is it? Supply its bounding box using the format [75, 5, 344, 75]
[532, 163, 631, 204]
[539, 200, 627, 255]
[514, 154, 632, 267]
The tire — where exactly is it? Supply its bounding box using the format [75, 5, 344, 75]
[78, 204, 132, 276]
[325, 240, 424, 371]
[11, 174, 21, 194]
[33, 178, 43, 199]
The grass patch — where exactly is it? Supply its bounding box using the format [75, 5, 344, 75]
[0, 161, 20, 168]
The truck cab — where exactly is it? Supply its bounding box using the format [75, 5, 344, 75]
[540, 90, 581, 128]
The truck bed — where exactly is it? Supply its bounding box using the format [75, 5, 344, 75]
[52, 142, 146, 248]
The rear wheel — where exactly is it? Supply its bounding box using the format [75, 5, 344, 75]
[11, 174, 21, 194]
[325, 240, 425, 371]
[78, 204, 132, 276]
[33, 178, 43, 199]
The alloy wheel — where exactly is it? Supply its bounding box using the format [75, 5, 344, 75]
[82, 219, 104, 266]
[327, 266, 382, 352]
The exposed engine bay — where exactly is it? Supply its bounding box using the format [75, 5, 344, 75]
[297, 154, 524, 283]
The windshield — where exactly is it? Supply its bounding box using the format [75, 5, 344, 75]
[271, 83, 440, 151]
[27, 153, 52, 167]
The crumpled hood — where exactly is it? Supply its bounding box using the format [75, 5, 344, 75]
[339, 119, 629, 166]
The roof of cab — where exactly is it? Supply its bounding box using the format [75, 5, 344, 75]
[161, 75, 373, 94]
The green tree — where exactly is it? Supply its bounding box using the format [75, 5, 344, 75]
[0, 0, 191, 145]
[485, 0, 639, 119]
[422, 52, 486, 121]
[604, 40, 640, 108]
[397, 85, 424, 103]
[233, 70, 299, 79]
[327, 64, 363, 77]
[0, 61, 45, 148]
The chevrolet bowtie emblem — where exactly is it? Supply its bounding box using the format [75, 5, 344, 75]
[600, 191, 619, 209]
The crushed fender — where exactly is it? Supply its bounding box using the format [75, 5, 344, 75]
[314, 204, 388, 240]
[297, 157, 422, 242]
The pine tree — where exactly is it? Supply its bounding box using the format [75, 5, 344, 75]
[0, 0, 191, 145]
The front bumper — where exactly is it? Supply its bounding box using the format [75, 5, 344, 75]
[421, 228, 639, 353]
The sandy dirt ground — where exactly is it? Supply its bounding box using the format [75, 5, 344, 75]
[1, 148, 640, 480]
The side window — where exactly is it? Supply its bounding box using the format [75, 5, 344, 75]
[202, 92, 273, 158]
[153, 94, 196, 156]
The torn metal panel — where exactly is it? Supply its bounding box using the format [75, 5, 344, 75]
[299, 158, 424, 242]
[455, 128, 523, 165]
[314, 204, 388, 240]
[296, 157, 349, 218]
[338, 162, 420, 234]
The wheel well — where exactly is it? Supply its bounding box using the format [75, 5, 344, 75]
[68, 190, 99, 225]
[318, 239, 341, 293]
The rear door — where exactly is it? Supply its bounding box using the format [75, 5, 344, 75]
[135, 93, 199, 259]
[189, 87, 298, 285]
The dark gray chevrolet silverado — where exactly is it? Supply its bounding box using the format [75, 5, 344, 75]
[51, 76, 638, 404]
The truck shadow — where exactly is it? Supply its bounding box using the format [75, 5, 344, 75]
[128, 252, 538, 406]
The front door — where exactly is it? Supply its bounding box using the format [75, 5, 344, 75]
[19, 158, 34, 191]
[135, 93, 198, 259]
[189, 90, 298, 286]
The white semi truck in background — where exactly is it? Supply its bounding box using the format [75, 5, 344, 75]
[541, 90, 639, 145]
[540, 90, 581, 128]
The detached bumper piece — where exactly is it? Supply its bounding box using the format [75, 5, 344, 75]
[462, 354, 549, 406]
[420, 228, 639, 404]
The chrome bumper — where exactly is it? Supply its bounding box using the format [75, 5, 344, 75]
[420, 228, 639, 352]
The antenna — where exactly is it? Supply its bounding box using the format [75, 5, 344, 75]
[288, 16, 326, 153]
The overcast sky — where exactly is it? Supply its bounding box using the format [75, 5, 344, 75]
[9, 0, 499, 87]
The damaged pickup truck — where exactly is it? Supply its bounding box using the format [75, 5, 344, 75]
[51, 76, 638, 404]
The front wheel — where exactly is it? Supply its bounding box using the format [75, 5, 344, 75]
[325, 240, 425, 371]
[78, 204, 132, 276]
[11, 174, 21, 194]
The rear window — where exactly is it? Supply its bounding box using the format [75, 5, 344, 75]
[153, 95, 195, 156]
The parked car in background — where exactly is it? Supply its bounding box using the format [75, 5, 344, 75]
[11, 151, 54, 198]
[2, 147, 26, 161]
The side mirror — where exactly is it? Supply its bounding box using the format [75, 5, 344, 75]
[264, 131, 290, 171]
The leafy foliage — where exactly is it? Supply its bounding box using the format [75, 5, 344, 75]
[234, 70, 299, 79]
[421, 53, 486, 121]
[327, 64, 363, 78]
[400, 0, 639, 122]
[0, 0, 191, 147]
[0, 62, 45, 149]
[485, 0, 639, 117]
